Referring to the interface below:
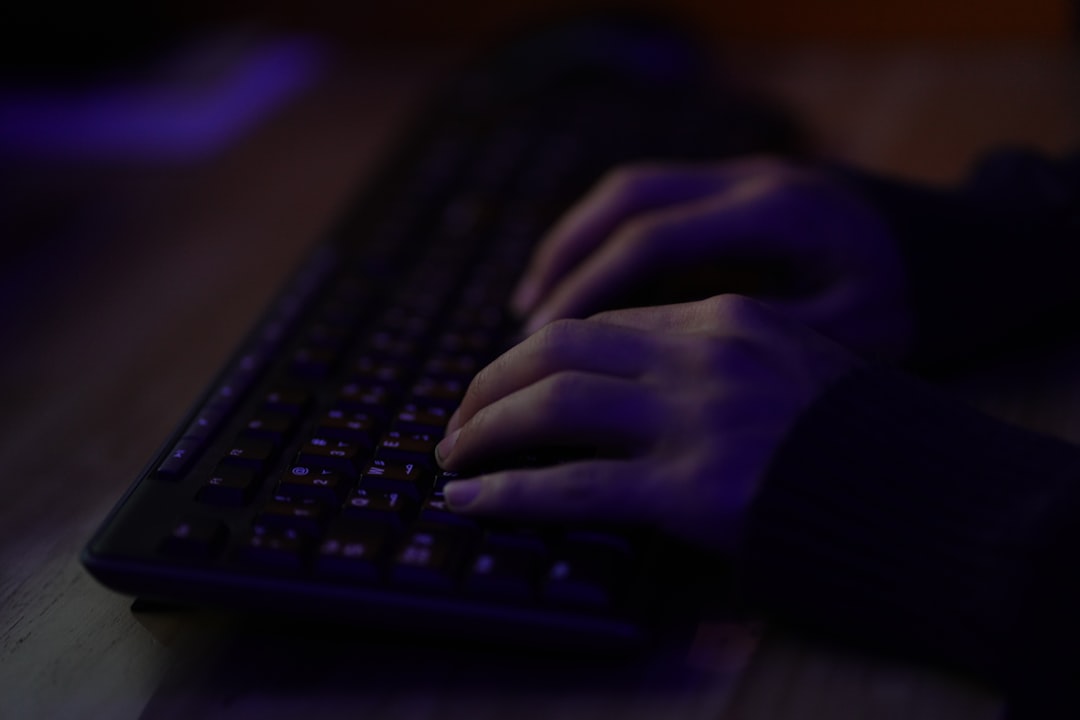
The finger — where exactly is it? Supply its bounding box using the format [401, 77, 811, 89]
[437, 371, 660, 471]
[589, 294, 773, 334]
[443, 459, 655, 526]
[511, 163, 750, 318]
[446, 318, 659, 435]
[588, 299, 727, 334]
[522, 175, 792, 334]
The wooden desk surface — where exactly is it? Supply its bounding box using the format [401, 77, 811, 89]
[2, 40, 1077, 720]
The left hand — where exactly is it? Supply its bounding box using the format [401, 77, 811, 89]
[435, 295, 858, 552]
[509, 158, 914, 361]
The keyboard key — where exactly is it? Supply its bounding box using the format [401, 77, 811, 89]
[242, 412, 296, 443]
[378, 306, 431, 338]
[290, 346, 339, 378]
[278, 467, 347, 503]
[237, 528, 307, 571]
[367, 331, 418, 359]
[433, 470, 463, 490]
[157, 437, 202, 479]
[160, 517, 227, 559]
[256, 498, 331, 537]
[315, 410, 378, 444]
[410, 377, 466, 407]
[393, 403, 451, 434]
[264, 388, 311, 415]
[338, 382, 395, 417]
[321, 409, 383, 443]
[466, 546, 540, 600]
[205, 380, 245, 412]
[420, 495, 481, 531]
[221, 436, 276, 473]
[182, 406, 228, 442]
[342, 487, 414, 528]
[198, 465, 260, 507]
[351, 355, 408, 387]
[377, 431, 438, 464]
[391, 528, 470, 591]
[361, 457, 432, 499]
[315, 522, 391, 581]
[543, 543, 629, 608]
[297, 437, 366, 477]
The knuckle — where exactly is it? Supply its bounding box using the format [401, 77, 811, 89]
[703, 293, 766, 331]
[535, 316, 582, 346]
[531, 318, 587, 362]
[587, 308, 618, 324]
[536, 370, 584, 417]
[453, 405, 486, 450]
[462, 360, 497, 409]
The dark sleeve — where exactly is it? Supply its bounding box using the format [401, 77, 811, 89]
[740, 365, 1080, 719]
[832, 149, 1080, 371]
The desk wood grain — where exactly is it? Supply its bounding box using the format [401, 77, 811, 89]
[2, 42, 1076, 720]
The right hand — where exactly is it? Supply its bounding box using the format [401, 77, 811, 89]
[436, 295, 859, 553]
[511, 157, 914, 361]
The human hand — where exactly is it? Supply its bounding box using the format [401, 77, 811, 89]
[511, 157, 914, 361]
[435, 295, 858, 552]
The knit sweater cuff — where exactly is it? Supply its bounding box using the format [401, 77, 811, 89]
[741, 365, 1080, 693]
[830, 158, 1080, 372]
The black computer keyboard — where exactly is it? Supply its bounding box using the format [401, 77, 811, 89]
[83, 19, 800, 650]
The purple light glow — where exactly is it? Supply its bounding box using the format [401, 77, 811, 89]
[0, 35, 326, 162]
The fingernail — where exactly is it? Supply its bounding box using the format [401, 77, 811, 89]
[443, 479, 483, 509]
[435, 429, 460, 466]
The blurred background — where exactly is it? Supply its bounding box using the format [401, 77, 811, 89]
[2, 0, 1075, 69]
[1, 0, 1074, 167]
